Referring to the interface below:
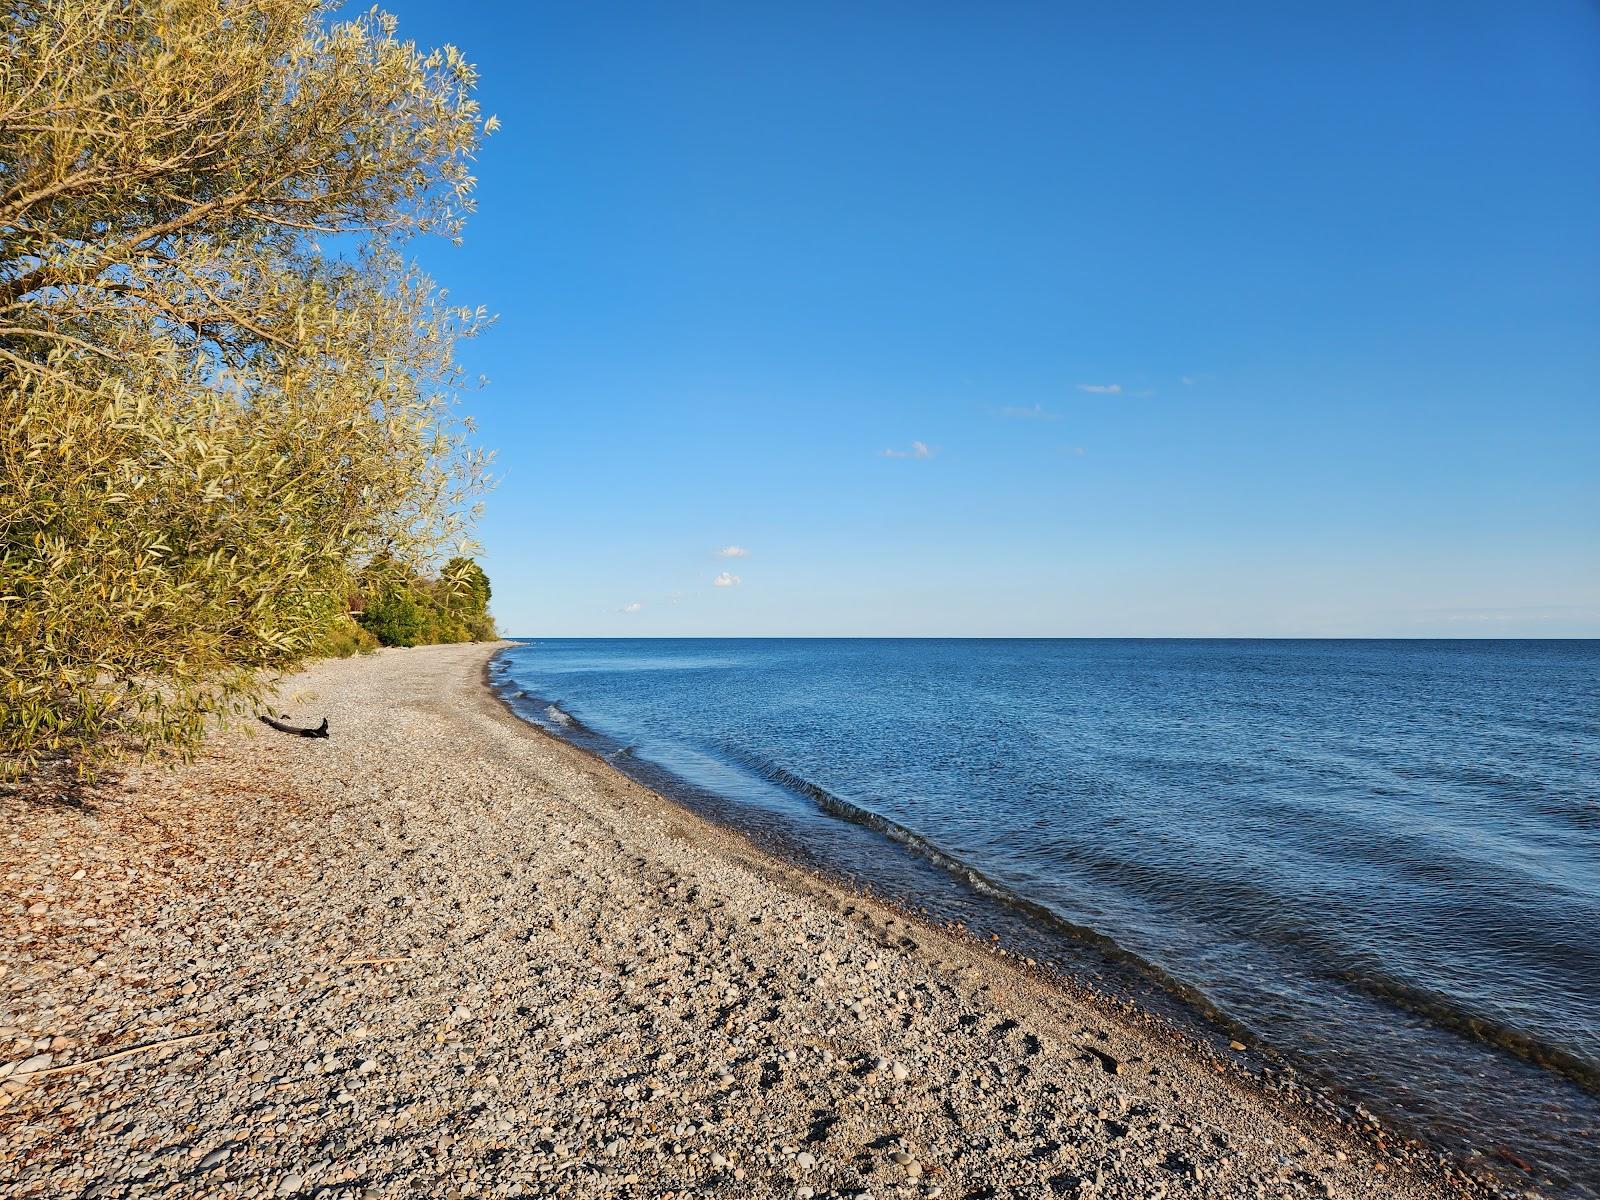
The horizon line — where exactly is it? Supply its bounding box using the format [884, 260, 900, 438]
[497, 634, 1600, 642]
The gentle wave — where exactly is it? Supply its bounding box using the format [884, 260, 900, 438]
[1339, 967, 1600, 1094]
[713, 744, 1243, 1030]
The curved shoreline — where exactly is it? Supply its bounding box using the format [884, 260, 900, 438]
[0, 643, 1509, 1198]
[477, 645, 1505, 1197]
[486, 645, 1600, 1185]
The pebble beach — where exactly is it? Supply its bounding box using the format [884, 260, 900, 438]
[1, 643, 1496, 1199]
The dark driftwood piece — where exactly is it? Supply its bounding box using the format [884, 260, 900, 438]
[259, 715, 329, 738]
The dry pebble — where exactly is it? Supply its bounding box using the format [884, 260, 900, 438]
[0, 644, 1494, 1199]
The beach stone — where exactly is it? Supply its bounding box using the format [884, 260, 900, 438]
[13, 1054, 52, 1076]
[198, 1146, 232, 1171]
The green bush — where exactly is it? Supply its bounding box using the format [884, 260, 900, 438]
[318, 619, 381, 659]
[355, 559, 496, 648]
[359, 586, 432, 649]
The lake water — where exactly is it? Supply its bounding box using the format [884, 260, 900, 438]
[490, 638, 1600, 1195]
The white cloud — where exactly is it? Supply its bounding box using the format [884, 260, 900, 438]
[620, 601, 642, 613]
[997, 403, 1058, 421]
[882, 440, 935, 459]
[1076, 383, 1122, 394]
[713, 572, 741, 588]
[1181, 376, 1196, 386]
[716, 545, 750, 558]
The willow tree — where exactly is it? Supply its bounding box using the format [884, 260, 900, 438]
[0, 0, 495, 776]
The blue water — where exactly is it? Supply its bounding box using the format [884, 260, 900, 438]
[491, 638, 1600, 1195]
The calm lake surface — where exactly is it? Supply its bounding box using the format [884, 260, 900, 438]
[491, 638, 1600, 1195]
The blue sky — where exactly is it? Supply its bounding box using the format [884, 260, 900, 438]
[383, 0, 1598, 637]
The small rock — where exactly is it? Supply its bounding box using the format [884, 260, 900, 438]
[1229, 1040, 1247, 1052]
[13, 1053, 52, 1076]
[199, 1146, 232, 1171]
[278, 1173, 304, 1195]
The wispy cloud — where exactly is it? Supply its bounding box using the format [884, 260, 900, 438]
[1425, 604, 1600, 625]
[620, 601, 643, 613]
[713, 572, 741, 588]
[996, 403, 1059, 421]
[882, 440, 935, 459]
[715, 545, 750, 558]
[1076, 383, 1122, 395]
[1181, 376, 1196, 386]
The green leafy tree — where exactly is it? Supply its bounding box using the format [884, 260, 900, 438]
[359, 586, 431, 649]
[356, 558, 495, 647]
[0, 0, 496, 777]
[442, 556, 492, 615]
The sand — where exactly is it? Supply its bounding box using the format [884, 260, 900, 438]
[0, 643, 1496, 1199]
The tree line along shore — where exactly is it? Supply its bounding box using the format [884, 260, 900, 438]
[2, 0, 497, 782]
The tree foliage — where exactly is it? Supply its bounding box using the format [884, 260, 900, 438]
[0, 0, 495, 776]
[357, 557, 496, 649]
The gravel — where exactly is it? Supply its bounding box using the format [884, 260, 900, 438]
[0, 643, 1500, 1199]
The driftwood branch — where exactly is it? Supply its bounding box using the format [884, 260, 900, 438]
[259, 714, 329, 738]
[17, 1031, 218, 1079]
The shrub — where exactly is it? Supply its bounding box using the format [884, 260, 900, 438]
[355, 559, 497, 648]
[318, 619, 380, 659]
[359, 586, 431, 649]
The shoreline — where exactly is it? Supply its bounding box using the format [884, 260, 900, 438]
[486, 656, 1369, 1129]
[483, 649, 1540, 1196]
[1, 643, 1502, 1198]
